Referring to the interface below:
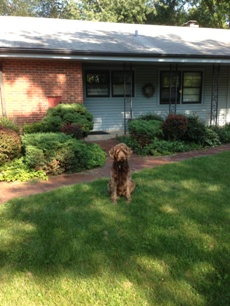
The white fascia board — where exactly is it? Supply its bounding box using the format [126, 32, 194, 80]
[1, 52, 230, 64]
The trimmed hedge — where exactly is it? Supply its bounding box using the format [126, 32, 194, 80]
[128, 119, 163, 146]
[21, 133, 106, 175]
[23, 103, 93, 137]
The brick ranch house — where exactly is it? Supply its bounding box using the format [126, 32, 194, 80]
[0, 16, 230, 133]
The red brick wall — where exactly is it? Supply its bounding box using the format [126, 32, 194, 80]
[1, 59, 83, 125]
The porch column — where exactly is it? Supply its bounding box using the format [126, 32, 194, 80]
[0, 63, 6, 117]
[210, 64, 220, 125]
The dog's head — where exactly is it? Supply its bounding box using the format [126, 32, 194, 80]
[109, 143, 133, 162]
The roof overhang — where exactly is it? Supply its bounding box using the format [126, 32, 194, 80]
[1, 48, 230, 64]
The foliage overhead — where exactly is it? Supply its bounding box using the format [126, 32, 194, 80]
[1, 0, 229, 28]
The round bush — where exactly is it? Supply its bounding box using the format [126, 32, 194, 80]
[0, 126, 21, 166]
[23, 103, 94, 137]
[128, 119, 163, 146]
[162, 114, 188, 140]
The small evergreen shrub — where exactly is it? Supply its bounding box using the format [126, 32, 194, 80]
[162, 114, 188, 140]
[23, 122, 44, 134]
[23, 103, 94, 137]
[128, 119, 163, 146]
[138, 112, 164, 122]
[60, 123, 84, 139]
[0, 127, 22, 166]
[0, 117, 19, 133]
[22, 133, 106, 175]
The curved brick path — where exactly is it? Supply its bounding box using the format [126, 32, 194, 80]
[1, 140, 230, 204]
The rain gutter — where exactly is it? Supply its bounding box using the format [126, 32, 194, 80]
[0, 48, 230, 64]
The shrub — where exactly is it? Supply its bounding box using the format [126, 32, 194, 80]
[23, 122, 44, 134]
[138, 112, 164, 122]
[202, 128, 221, 147]
[0, 127, 22, 166]
[0, 117, 19, 133]
[60, 123, 84, 139]
[22, 133, 106, 175]
[128, 119, 163, 146]
[147, 140, 202, 156]
[118, 135, 202, 156]
[0, 157, 47, 182]
[183, 115, 207, 143]
[23, 103, 94, 137]
[162, 114, 188, 140]
[209, 124, 230, 144]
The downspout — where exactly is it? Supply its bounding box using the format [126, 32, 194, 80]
[0, 63, 7, 117]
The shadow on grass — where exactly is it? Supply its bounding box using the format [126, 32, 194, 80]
[0, 152, 230, 305]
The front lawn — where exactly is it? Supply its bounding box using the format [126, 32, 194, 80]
[0, 152, 229, 305]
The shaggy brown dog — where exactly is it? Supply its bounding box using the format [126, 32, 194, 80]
[108, 143, 135, 203]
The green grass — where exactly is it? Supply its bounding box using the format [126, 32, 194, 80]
[0, 152, 230, 306]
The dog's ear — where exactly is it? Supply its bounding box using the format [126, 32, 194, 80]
[123, 145, 133, 157]
[109, 147, 115, 158]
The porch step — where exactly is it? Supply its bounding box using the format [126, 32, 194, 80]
[85, 130, 124, 141]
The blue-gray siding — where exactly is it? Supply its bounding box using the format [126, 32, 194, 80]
[83, 63, 230, 131]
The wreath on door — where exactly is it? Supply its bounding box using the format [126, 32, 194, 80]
[143, 83, 154, 98]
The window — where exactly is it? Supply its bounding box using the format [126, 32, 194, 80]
[160, 72, 181, 104]
[112, 71, 134, 97]
[182, 72, 202, 104]
[160, 71, 202, 104]
[86, 71, 110, 97]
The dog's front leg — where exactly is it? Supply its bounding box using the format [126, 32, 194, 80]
[125, 182, 131, 203]
[111, 187, 118, 204]
[109, 176, 118, 204]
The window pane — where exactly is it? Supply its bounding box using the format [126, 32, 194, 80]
[182, 72, 202, 103]
[112, 71, 134, 97]
[183, 72, 202, 87]
[183, 95, 200, 103]
[86, 71, 109, 97]
[160, 71, 180, 104]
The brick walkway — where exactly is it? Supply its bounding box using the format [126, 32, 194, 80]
[1, 140, 230, 204]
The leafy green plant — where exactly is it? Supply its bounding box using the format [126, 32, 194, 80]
[146, 139, 202, 156]
[209, 124, 230, 143]
[23, 103, 94, 137]
[0, 127, 22, 166]
[128, 119, 163, 146]
[118, 135, 201, 156]
[202, 128, 221, 147]
[22, 133, 106, 175]
[162, 114, 188, 140]
[0, 157, 47, 182]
